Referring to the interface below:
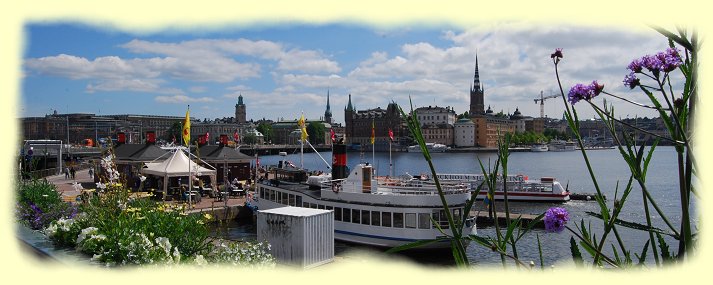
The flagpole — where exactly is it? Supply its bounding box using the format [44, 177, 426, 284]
[371, 119, 375, 171]
[389, 139, 392, 177]
[186, 105, 192, 209]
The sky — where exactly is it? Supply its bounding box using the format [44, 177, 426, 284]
[22, 22, 675, 124]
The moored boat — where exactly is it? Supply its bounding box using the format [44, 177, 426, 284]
[250, 144, 476, 249]
[407, 143, 448, 153]
[434, 173, 570, 202]
[530, 143, 549, 152]
[548, 140, 577, 152]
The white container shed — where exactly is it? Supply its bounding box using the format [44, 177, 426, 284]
[257, 206, 334, 268]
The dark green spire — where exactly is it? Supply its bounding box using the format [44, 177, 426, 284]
[346, 93, 354, 111]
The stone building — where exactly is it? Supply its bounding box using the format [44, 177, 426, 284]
[454, 118, 476, 147]
[344, 95, 408, 151]
[235, 94, 246, 124]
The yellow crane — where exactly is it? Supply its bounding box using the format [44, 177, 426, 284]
[534, 90, 559, 118]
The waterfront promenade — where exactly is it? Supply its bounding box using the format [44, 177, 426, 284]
[45, 169, 247, 214]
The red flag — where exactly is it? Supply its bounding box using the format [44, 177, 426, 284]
[330, 128, 336, 142]
[388, 128, 394, 142]
[205, 132, 210, 144]
[233, 130, 240, 142]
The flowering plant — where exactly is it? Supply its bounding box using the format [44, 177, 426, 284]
[551, 27, 698, 267]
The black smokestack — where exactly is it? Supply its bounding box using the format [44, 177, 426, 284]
[332, 143, 347, 180]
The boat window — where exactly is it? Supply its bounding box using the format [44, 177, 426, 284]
[418, 213, 431, 229]
[352, 209, 360, 224]
[281, 192, 289, 205]
[312, 203, 318, 209]
[393, 212, 404, 228]
[269, 189, 275, 201]
[296, 196, 302, 207]
[371, 211, 380, 226]
[276, 191, 281, 203]
[318, 204, 325, 210]
[381, 212, 391, 227]
[259, 188, 265, 199]
[405, 213, 417, 228]
[453, 208, 462, 223]
[335, 207, 342, 221]
[361, 210, 370, 225]
[326, 205, 333, 210]
[288, 194, 295, 206]
[343, 208, 351, 223]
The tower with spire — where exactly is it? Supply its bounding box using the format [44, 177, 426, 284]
[324, 90, 333, 125]
[235, 94, 246, 124]
[469, 54, 485, 116]
[344, 93, 355, 144]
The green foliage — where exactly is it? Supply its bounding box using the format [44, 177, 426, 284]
[165, 121, 183, 142]
[16, 179, 77, 230]
[306, 121, 325, 145]
[243, 133, 258, 144]
[256, 123, 273, 143]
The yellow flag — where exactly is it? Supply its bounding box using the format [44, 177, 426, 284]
[299, 113, 308, 142]
[370, 120, 375, 145]
[182, 107, 191, 146]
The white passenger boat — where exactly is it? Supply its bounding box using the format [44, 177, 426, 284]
[548, 140, 577, 152]
[530, 143, 549, 152]
[435, 173, 570, 202]
[407, 143, 448, 153]
[250, 144, 476, 249]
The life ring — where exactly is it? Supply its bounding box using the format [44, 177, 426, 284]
[332, 183, 342, 193]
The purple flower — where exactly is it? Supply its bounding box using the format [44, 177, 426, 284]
[551, 48, 563, 59]
[591, 80, 604, 96]
[627, 58, 644, 73]
[623, 72, 640, 89]
[661, 48, 682, 72]
[544, 207, 569, 233]
[567, 81, 603, 105]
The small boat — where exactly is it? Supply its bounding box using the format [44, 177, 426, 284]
[434, 173, 570, 202]
[251, 144, 476, 249]
[407, 143, 448, 153]
[530, 143, 549, 152]
[548, 140, 577, 152]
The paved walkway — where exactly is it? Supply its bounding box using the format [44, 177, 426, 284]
[46, 169, 247, 210]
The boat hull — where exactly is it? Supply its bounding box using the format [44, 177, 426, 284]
[254, 183, 475, 249]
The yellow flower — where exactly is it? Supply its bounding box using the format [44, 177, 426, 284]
[203, 213, 212, 220]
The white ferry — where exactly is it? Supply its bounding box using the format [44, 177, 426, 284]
[530, 143, 549, 152]
[407, 143, 448, 153]
[250, 145, 476, 249]
[435, 173, 570, 202]
[548, 140, 577, 152]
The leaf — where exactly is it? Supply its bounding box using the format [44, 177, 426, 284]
[570, 236, 584, 268]
[636, 240, 650, 266]
[656, 232, 675, 264]
[585, 211, 673, 237]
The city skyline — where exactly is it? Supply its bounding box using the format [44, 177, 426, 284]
[22, 22, 673, 123]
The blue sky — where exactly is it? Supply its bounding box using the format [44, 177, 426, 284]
[22, 22, 672, 123]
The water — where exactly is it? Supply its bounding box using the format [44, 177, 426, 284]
[211, 146, 696, 266]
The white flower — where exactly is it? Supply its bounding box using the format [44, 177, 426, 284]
[76, 227, 99, 244]
[72, 181, 84, 191]
[194, 255, 208, 266]
[96, 182, 106, 190]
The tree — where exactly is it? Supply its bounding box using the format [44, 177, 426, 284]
[457, 111, 470, 120]
[256, 123, 273, 143]
[306, 121, 325, 145]
[165, 121, 183, 143]
[243, 133, 258, 145]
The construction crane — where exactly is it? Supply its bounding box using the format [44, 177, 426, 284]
[534, 90, 559, 118]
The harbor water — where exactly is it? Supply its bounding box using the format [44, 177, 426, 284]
[210, 146, 697, 266]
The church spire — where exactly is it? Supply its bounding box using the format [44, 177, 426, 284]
[473, 54, 482, 91]
[346, 93, 354, 111]
[324, 89, 333, 124]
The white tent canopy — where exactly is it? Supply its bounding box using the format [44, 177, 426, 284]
[141, 149, 216, 201]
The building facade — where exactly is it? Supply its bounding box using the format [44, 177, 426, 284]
[469, 55, 485, 116]
[344, 96, 407, 151]
[454, 118, 476, 147]
[21, 112, 185, 145]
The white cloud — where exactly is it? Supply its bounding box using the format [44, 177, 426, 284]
[85, 78, 183, 95]
[154, 95, 216, 103]
[189, 86, 207, 93]
[277, 49, 340, 73]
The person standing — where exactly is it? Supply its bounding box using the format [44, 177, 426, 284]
[64, 167, 70, 179]
[88, 167, 94, 179]
[70, 166, 76, 180]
